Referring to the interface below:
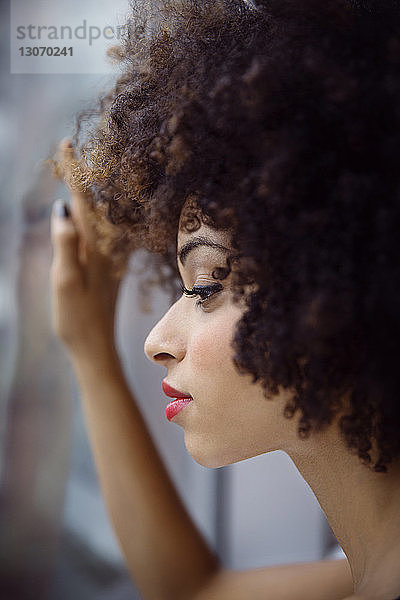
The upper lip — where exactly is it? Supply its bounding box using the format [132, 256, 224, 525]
[162, 380, 192, 399]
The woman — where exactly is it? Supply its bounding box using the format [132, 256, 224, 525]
[50, 0, 400, 598]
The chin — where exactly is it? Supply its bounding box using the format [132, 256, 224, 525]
[189, 451, 231, 469]
[184, 433, 257, 469]
[184, 433, 226, 468]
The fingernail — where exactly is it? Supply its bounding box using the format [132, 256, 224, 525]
[53, 199, 71, 218]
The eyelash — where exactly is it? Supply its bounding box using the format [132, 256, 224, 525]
[180, 282, 223, 307]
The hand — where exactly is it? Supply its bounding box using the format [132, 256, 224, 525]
[50, 138, 123, 359]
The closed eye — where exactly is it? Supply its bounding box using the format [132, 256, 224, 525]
[181, 282, 223, 304]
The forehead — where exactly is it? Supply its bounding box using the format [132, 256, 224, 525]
[177, 196, 233, 266]
[177, 222, 231, 248]
[177, 223, 232, 265]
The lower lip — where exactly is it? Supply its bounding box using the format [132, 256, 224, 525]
[166, 398, 193, 421]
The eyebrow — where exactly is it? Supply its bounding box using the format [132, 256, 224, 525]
[177, 235, 230, 266]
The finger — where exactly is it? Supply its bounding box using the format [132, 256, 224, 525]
[56, 138, 77, 188]
[50, 199, 85, 290]
[57, 138, 98, 251]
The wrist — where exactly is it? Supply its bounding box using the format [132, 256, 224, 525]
[69, 338, 121, 380]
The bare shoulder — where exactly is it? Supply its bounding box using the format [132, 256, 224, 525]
[193, 559, 353, 600]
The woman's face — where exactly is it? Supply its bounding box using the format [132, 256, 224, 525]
[144, 217, 295, 468]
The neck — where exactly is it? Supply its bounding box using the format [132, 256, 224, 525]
[287, 424, 400, 599]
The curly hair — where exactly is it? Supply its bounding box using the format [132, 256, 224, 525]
[52, 0, 400, 472]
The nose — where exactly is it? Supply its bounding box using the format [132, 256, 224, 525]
[144, 302, 186, 367]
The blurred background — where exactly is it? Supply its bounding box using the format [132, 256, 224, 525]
[0, 0, 342, 598]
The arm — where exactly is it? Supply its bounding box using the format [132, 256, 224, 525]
[69, 345, 220, 600]
[50, 139, 219, 600]
[50, 139, 353, 600]
[194, 559, 352, 600]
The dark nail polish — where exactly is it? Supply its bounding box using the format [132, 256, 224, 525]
[54, 199, 70, 218]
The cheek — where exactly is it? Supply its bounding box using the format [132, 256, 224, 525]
[187, 310, 238, 377]
[182, 308, 294, 467]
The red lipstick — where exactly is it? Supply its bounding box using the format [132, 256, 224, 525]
[162, 381, 193, 421]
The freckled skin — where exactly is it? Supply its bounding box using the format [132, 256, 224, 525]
[144, 223, 296, 468]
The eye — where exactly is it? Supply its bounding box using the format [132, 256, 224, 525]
[181, 282, 223, 307]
